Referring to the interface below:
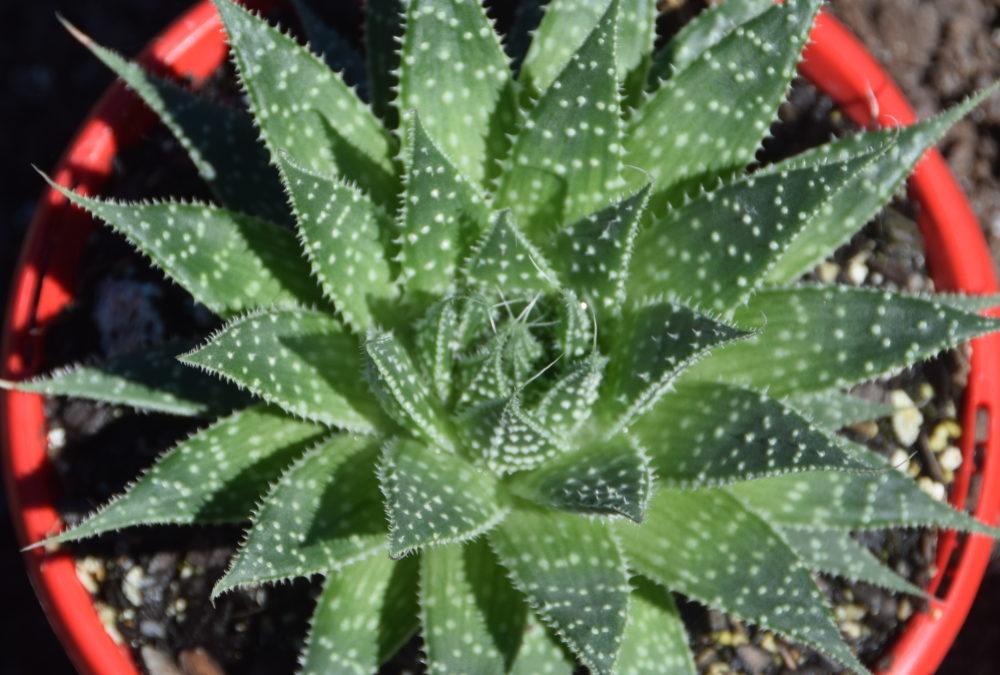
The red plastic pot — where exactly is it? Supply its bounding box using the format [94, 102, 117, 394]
[2, 4, 998, 675]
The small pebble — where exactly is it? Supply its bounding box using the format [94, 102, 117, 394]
[123, 565, 145, 606]
[760, 632, 779, 654]
[47, 426, 66, 450]
[835, 603, 867, 622]
[841, 620, 863, 640]
[94, 601, 125, 645]
[891, 390, 923, 446]
[917, 476, 947, 501]
[736, 644, 773, 673]
[939, 446, 963, 471]
[890, 448, 911, 472]
[75, 556, 105, 594]
[846, 253, 869, 285]
[897, 598, 914, 621]
[141, 645, 182, 675]
[817, 261, 840, 284]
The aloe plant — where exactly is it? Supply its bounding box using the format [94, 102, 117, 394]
[7, 0, 1000, 672]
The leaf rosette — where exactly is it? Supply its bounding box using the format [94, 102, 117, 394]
[8, 1, 1000, 673]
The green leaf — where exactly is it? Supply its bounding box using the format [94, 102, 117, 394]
[398, 114, 490, 297]
[495, 1, 624, 238]
[300, 555, 418, 675]
[464, 210, 559, 296]
[727, 467, 999, 536]
[605, 301, 751, 432]
[618, 488, 865, 674]
[456, 327, 514, 410]
[380, 438, 505, 557]
[783, 389, 894, 430]
[549, 186, 648, 317]
[420, 540, 525, 674]
[509, 613, 574, 675]
[213, 0, 396, 205]
[626, 0, 821, 204]
[778, 527, 925, 596]
[555, 290, 594, 360]
[933, 291, 1000, 314]
[44, 406, 322, 545]
[618, 578, 696, 675]
[767, 88, 998, 281]
[180, 308, 382, 431]
[214, 435, 385, 595]
[43, 180, 320, 318]
[365, 330, 453, 450]
[685, 285, 1000, 395]
[279, 158, 397, 332]
[509, 435, 652, 522]
[651, 0, 772, 78]
[616, 0, 659, 106]
[491, 504, 629, 674]
[414, 299, 458, 403]
[63, 21, 289, 224]
[533, 354, 606, 438]
[519, 0, 650, 95]
[398, 0, 513, 185]
[484, 395, 563, 474]
[364, 0, 405, 125]
[631, 381, 873, 488]
[4, 342, 244, 417]
[628, 148, 880, 313]
[291, 0, 367, 94]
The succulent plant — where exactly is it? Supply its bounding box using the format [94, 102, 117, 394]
[8, 0, 1000, 672]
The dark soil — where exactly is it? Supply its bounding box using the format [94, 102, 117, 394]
[2, 1, 999, 675]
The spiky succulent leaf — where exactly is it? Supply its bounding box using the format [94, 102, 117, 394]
[618, 578, 697, 675]
[784, 389, 894, 430]
[380, 438, 505, 557]
[549, 187, 647, 317]
[181, 308, 382, 431]
[651, 0, 772, 77]
[399, 115, 490, 296]
[495, 0, 623, 238]
[687, 285, 1000, 395]
[532, 354, 606, 437]
[509, 613, 574, 675]
[62, 21, 289, 224]
[300, 555, 418, 675]
[213, 0, 396, 204]
[45, 180, 319, 318]
[509, 435, 652, 522]
[627, 0, 821, 204]
[767, 88, 998, 281]
[490, 503, 630, 674]
[4, 342, 244, 416]
[215, 435, 385, 595]
[365, 330, 453, 450]
[632, 381, 874, 487]
[420, 540, 525, 674]
[280, 159, 396, 331]
[619, 488, 866, 674]
[728, 467, 999, 535]
[519, 0, 651, 94]
[778, 527, 925, 596]
[43, 406, 322, 546]
[464, 210, 559, 295]
[605, 300, 751, 431]
[398, 0, 513, 186]
[628, 148, 880, 313]
[414, 299, 458, 403]
[483, 395, 563, 474]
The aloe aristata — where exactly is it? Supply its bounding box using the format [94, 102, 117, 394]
[8, 0, 1000, 672]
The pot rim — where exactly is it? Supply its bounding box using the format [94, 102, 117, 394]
[2, 4, 998, 675]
